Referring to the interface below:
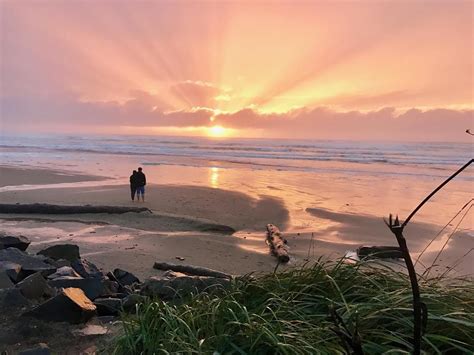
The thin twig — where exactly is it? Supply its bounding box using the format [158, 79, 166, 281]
[424, 204, 472, 278]
[415, 198, 473, 267]
[402, 159, 473, 228]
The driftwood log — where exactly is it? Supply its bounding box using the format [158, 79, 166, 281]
[153, 262, 232, 279]
[0, 203, 151, 214]
[357, 246, 403, 259]
[266, 224, 290, 263]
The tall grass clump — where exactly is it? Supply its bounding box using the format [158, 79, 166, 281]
[113, 260, 473, 354]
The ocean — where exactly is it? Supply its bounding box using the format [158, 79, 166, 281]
[1, 133, 472, 229]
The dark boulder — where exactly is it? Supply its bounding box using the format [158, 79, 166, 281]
[48, 276, 104, 300]
[122, 294, 146, 312]
[26, 287, 96, 323]
[0, 248, 56, 276]
[0, 261, 22, 282]
[0, 270, 14, 289]
[71, 259, 103, 279]
[37, 244, 80, 262]
[0, 287, 30, 310]
[0, 233, 31, 251]
[19, 343, 51, 355]
[94, 297, 122, 316]
[113, 268, 140, 286]
[16, 272, 54, 300]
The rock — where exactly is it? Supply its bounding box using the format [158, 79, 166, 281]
[0, 261, 22, 282]
[357, 246, 403, 259]
[19, 343, 51, 355]
[71, 259, 103, 279]
[48, 276, 104, 300]
[141, 275, 230, 300]
[0, 233, 31, 251]
[0, 248, 56, 276]
[0, 270, 14, 289]
[47, 266, 81, 279]
[37, 244, 80, 262]
[100, 280, 120, 297]
[113, 268, 140, 286]
[72, 324, 108, 336]
[53, 258, 72, 268]
[122, 294, 146, 312]
[26, 287, 96, 323]
[0, 287, 30, 309]
[16, 272, 54, 300]
[94, 297, 122, 316]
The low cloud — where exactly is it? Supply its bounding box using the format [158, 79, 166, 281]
[1, 92, 471, 141]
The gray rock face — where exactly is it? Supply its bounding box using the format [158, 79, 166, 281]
[0, 261, 22, 282]
[0, 248, 56, 276]
[141, 275, 230, 300]
[37, 244, 80, 262]
[16, 272, 54, 300]
[113, 268, 140, 286]
[71, 259, 103, 279]
[48, 276, 104, 300]
[0, 233, 31, 251]
[47, 266, 81, 279]
[94, 297, 122, 316]
[18, 343, 51, 355]
[26, 287, 96, 323]
[0, 270, 14, 289]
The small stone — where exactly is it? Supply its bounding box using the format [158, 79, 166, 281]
[94, 297, 122, 316]
[71, 259, 103, 279]
[37, 244, 80, 262]
[113, 268, 140, 286]
[0, 261, 22, 282]
[0, 233, 31, 251]
[26, 287, 96, 323]
[48, 276, 104, 300]
[81, 345, 98, 354]
[19, 343, 51, 355]
[175, 256, 185, 261]
[0, 270, 14, 289]
[16, 272, 53, 300]
[47, 266, 81, 279]
[72, 324, 108, 336]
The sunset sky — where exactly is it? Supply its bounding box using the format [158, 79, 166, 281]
[1, 1, 472, 141]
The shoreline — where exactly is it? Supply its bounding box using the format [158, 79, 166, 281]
[0, 165, 472, 276]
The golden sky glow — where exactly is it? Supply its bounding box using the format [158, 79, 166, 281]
[1, 1, 472, 140]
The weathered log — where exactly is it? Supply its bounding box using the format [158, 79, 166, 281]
[153, 262, 231, 279]
[266, 224, 290, 263]
[0, 203, 151, 215]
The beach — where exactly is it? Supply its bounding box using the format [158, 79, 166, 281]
[1, 136, 472, 278]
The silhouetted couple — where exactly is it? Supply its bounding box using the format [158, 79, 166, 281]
[130, 167, 146, 202]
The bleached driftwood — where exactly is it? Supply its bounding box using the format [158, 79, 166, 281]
[0, 203, 151, 214]
[266, 224, 290, 263]
[153, 262, 232, 279]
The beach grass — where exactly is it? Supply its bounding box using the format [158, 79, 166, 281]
[113, 260, 473, 354]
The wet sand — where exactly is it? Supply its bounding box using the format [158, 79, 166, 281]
[0, 166, 472, 277]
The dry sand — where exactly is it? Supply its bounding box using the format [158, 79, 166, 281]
[0, 166, 472, 277]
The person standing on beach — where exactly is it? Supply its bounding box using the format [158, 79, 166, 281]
[135, 167, 147, 202]
[129, 170, 138, 201]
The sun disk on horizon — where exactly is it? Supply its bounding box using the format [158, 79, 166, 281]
[208, 125, 229, 138]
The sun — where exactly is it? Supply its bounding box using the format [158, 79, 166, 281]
[207, 125, 229, 138]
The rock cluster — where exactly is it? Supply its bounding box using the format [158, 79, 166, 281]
[0, 232, 232, 352]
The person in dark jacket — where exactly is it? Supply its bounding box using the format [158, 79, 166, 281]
[129, 170, 138, 201]
[135, 167, 147, 202]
